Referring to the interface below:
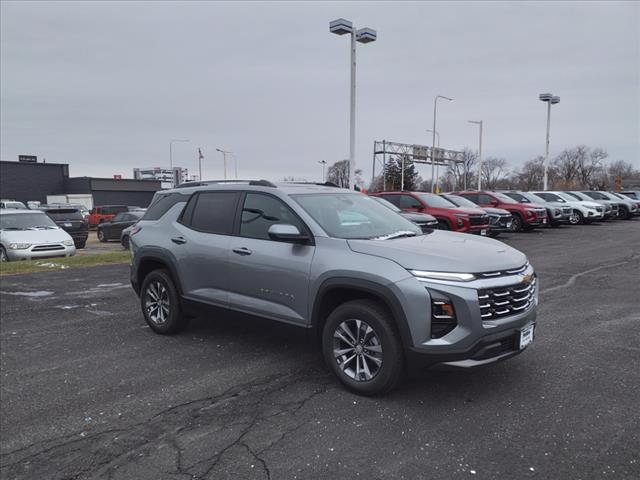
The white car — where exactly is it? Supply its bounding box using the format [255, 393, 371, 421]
[533, 191, 605, 224]
[0, 209, 76, 262]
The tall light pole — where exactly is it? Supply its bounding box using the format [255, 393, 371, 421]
[216, 148, 233, 180]
[318, 160, 327, 182]
[426, 129, 440, 147]
[330, 18, 377, 190]
[431, 95, 453, 193]
[539, 93, 560, 190]
[169, 139, 190, 170]
[468, 120, 483, 190]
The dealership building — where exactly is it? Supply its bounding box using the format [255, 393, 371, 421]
[0, 159, 162, 208]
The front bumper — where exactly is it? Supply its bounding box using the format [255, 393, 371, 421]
[401, 265, 538, 370]
[5, 244, 76, 261]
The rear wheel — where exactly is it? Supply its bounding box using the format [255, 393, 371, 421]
[121, 236, 130, 250]
[619, 206, 631, 220]
[0, 246, 8, 262]
[97, 229, 107, 242]
[322, 300, 404, 395]
[140, 269, 189, 334]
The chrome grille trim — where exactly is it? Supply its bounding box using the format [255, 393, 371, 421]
[478, 276, 537, 320]
[31, 244, 65, 252]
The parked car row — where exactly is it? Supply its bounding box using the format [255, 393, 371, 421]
[367, 189, 638, 236]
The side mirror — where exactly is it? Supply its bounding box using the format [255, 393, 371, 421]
[491, 199, 499, 206]
[267, 224, 310, 244]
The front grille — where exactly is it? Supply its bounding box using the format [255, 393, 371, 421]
[562, 207, 572, 216]
[31, 244, 65, 252]
[595, 206, 603, 213]
[470, 214, 490, 226]
[611, 204, 618, 212]
[417, 221, 438, 232]
[535, 208, 547, 218]
[478, 276, 536, 320]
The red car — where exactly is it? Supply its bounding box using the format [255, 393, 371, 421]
[371, 191, 491, 234]
[456, 191, 548, 231]
[88, 205, 129, 227]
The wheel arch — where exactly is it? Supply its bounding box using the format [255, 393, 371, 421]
[133, 248, 183, 296]
[311, 278, 413, 349]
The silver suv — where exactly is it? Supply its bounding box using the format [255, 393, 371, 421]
[130, 181, 538, 395]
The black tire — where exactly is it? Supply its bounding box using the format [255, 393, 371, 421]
[76, 241, 87, 249]
[322, 299, 404, 396]
[619, 206, 631, 220]
[0, 246, 8, 262]
[140, 269, 189, 334]
[510, 214, 524, 232]
[437, 219, 451, 230]
[97, 229, 107, 242]
[569, 210, 582, 225]
[121, 236, 130, 250]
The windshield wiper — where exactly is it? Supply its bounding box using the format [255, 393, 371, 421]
[1, 227, 25, 230]
[372, 230, 418, 240]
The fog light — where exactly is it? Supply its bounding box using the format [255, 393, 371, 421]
[430, 291, 458, 338]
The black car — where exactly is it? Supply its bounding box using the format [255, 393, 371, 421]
[371, 196, 439, 232]
[97, 211, 144, 243]
[39, 206, 89, 248]
[440, 193, 513, 236]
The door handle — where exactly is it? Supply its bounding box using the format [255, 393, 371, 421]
[171, 236, 187, 245]
[232, 247, 252, 256]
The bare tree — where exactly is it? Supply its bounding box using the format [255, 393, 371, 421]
[607, 160, 638, 179]
[481, 157, 508, 190]
[512, 156, 546, 190]
[446, 148, 477, 191]
[577, 147, 607, 189]
[326, 160, 361, 189]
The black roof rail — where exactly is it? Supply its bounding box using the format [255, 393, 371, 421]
[282, 181, 341, 188]
[175, 179, 277, 189]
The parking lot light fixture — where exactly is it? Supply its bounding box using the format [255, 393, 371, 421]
[169, 139, 190, 171]
[216, 148, 233, 180]
[431, 96, 453, 193]
[330, 18, 377, 190]
[468, 120, 483, 190]
[539, 92, 561, 190]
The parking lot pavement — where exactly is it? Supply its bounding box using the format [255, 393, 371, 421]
[1, 220, 639, 480]
[76, 231, 124, 255]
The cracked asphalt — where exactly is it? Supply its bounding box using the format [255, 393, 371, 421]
[1, 219, 639, 479]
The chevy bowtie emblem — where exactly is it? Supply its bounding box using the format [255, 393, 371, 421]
[521, 273, 532, 284]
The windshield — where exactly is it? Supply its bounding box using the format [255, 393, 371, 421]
[293, 193, 421, 240]
[584, 191, 608, 200]
[533, 192, 565, 203]
[493, 192, 520, 204]
[371, 196, 401, 212]
[0, 212, 58, 230]
[564, 191, 584, 201]
[556, 192, 578, 202]
[417, 193, 457, 208]
[609, 192, 625, 200]
[442, 194, 477, 208]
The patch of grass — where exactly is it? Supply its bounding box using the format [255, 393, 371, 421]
[0, 251, 131, 276]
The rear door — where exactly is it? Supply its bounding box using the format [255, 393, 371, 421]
[227, 192, 315, 326]
[173, 191, 240, 306]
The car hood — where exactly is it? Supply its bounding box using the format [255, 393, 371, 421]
[347, 230, 526, 273]
[400, 212, 437, 222]
[482, 207, 511, 215]
[0, 228, 72, 244]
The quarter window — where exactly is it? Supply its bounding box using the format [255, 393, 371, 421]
[478, 194, 494, 205]
[240, 193, 305, 240]
[143, 193, 188, 221]
[398, 195, 423, 209]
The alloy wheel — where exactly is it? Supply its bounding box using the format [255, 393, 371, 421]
[333, 319, 383, 381]
[0, 248, 7, 262]
[145, 281, 170, 324]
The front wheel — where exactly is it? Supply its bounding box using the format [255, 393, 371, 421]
[0, 246, 8, 262]
[569, 210, 583, 225]
[140, 269, 189, 334]
[97, 229, 107, 242]
[121, 236, 130, 250]
[322, 300, 404, 395]
[510, 214, 524, 232]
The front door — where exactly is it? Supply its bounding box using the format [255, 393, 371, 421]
[227, 192, 315, 326]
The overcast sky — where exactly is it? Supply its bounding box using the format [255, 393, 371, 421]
[1, 1, 638, 183]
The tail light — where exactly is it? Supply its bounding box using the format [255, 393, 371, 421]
[130, 226, 142, 236]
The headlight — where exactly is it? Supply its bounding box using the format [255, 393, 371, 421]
[63, 239, 74, 246]
[9, 243, 31, 250]
[410, 270, 476, 282]
[525, 209, 535, 217]
[554, 208, 561, 215]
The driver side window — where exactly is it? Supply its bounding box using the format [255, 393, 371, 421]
[240, 193, 305, 240]
[399, 195, 423, 209]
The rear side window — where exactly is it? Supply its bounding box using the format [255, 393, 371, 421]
[379, 195, 400, 207]
[478, 194, 494, 204]
[185, 192, 240, 234]
[240, 193, 306, 240]
[143, 194, 187, 221]
[399, 195, 423, 209]
[461, 193, 479, 203]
